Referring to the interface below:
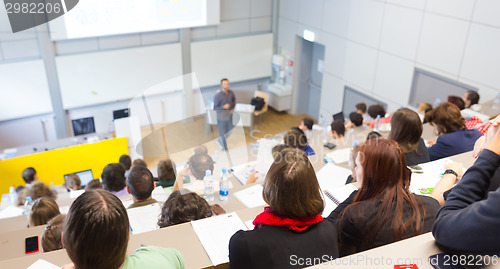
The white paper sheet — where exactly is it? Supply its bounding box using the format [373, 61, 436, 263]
[233, 185, 267, 208]
[244, 220, 254, 230]
[232, 161, 257, 185]
[254, 138, 282, 178]
[324, 148, 351, 164]
[69, 189, 85, 199]
[0, 205, 24, 219]
[191, 212, 247, 265]
[58, 205, 70, 215]
[127, 202, 162, 234]
[409, 158, 455, 195]
[151, 186, 170, 203]
[316, 163, 352, 191]
[27, 259, 60, 269]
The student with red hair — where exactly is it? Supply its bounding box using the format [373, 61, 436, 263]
[327, 139, 440, 256]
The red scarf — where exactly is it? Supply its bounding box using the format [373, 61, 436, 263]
[252, 207, 323, 232]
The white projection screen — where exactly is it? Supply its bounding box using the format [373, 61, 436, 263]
[49, 0, 220, 40]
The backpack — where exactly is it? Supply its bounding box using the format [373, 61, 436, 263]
[251, 97, 265, 111]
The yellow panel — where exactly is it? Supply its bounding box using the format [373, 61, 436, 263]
[0, 138, 128, 196]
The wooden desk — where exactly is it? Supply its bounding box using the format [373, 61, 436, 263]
[478, 99, 500, 118]
[307, 232, 500, 268]
[0, 206, 264, 269]
[0, 225, 46, 261]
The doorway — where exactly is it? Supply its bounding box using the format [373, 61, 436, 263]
[295, 38, 325, 121]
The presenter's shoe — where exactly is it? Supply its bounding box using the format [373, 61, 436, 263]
[216, 139, 225, 151]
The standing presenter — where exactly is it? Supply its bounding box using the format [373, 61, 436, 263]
[214, 78, 236, 151]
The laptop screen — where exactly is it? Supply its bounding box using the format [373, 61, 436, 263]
[64, 170, 94, 186]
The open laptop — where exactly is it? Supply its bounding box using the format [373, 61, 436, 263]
[64, 169, 94, 187]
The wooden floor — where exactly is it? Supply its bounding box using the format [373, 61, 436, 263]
[139, 108, 312, 168]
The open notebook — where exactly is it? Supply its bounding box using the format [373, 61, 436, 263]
[322, 184, 358, 217]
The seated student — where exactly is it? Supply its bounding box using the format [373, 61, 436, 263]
[29, 197, 61, 227]
[17, 181, 57, 206]
[61, 190, 184, 269]
[346, 144, 360, 185]
[327, 139, 440, 256]
[447, 95, 465, 110]
[173, 153, 214, 192]
[345, 112, 369, 137]
[41, 214, 65, 252]
[132, 158, 148, 168]
[366, 131, 382, 141]
[462, 90, 480, 109]
[101, 163, 128, 197]
[84, 179, 102, 191]
[284, 129, 315, 156]
[389, 108, 430, 166]
[156, 159, 177, 188]
[158, 190, 213, 228]
[299, 118, 314, 132]
[432, 125, 500, 255]
[290, 126, 309, 144]
[425, 102, 482, 161]
[229, 148, 339, 268]
[65, 174, 82, 191]
[367, 104, 391, 128]
[330, 120, 346, 139]
[22, 167, 40, 187]
[119, 154, 132, 177]
[418, 102, 433, 114]
[126, 165, 158, 209]
[194, 145, 208, 155]
[355, 103, 372, 124]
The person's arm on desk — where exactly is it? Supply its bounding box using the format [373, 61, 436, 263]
[432, 127, 500, 255]
[245, 171, 259, 185]
[172, 165, 190, 192]
[430, 162, 463, 206]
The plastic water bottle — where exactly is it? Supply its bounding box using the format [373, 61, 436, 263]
[9, 186, 16, 205]
[373, 115, 381, 132]
[203, 170, 214, 202]
[219, 167, 229, 201]
[24, 196, 33, 215]
[320, 114, 328, 142]
[493, 92, 500, 110]
[433, 96, 442, 108]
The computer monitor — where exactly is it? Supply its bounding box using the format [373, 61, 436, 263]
[71, 117, 96, 136]
[113, 108, 130, 120]
[332, 112, 345, 123]
[64, 170, 94, 186]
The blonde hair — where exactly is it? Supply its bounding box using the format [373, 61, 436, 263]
[29, 197, 60, 227]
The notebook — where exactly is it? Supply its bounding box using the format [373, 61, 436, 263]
[322, 184, 358, 217]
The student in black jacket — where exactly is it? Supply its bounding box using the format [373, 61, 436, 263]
[432, 123, 500, 255]
[229, 148, 339, 268]
[388, 108, 430, 166]
[328, 139, 440, 256]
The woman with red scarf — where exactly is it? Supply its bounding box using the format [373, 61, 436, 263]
[228, 148, 339, 268]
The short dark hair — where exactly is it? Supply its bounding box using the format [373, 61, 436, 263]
[118, 154, 131, 170]
[331, 120, 346, 136]
[65, 174, 82, 191]
[101, 163, 126, 192]
[447, 95, 465, 110]
[158, 159, 176, 182]
[132, 158, 147, 168]
[188, 153, 214, 180]
[22, 167, 36, 184]
[84, 179, 102, 191]
[355, 103, 367, 113]
[349, 112, 363, 127]
[367, 104, 386, 119]
[126, 165, 154, 201]
[424, 102, 465, 135]
[63, 190, 129, 269]
[158, 191, 212, 228]
[367, 131, 382, 140]
[264, 148, 324, 217]
[389, 108, 422, 153]
[302, 118, 314, 130]
[284, 129, 308, 150]
[194, 145, 208, 155]
[466, 90, 480, 106]
[41, 214, 65, 252]
[290, 127, 308, 144]
[29, 197, 60, 227]
[221, 78, 229, 84]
